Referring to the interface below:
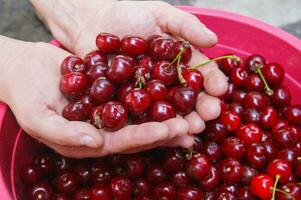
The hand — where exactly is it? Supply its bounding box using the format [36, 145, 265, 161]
[29, 0, 228, 157]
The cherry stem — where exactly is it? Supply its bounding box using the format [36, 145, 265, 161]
[190, 55, 241, 69]
[135, 74, 144, 89]
[176, 55, 186, 85]
[185, 147, 195, 160]
[271, 175, 280, 200]
[254, 64, 273, 96]
[271, 188, 296, 200]
[168, 41, 189, 68]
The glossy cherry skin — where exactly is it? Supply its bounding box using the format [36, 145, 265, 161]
[237, 187, 257, 200]
[151, 61, 177, 85]
[236, 123, 262, 146]
[91, 162, 113, 184]
[218, 54, 243, 75]
[271, 85, 291, 107]
[263, 141, 278, 161]
[116, 82, 135, 102]
[262, 62, 285, 86]
[220, 111, 241, 131]
[34, 154, 55, 176]
[53, 155, 74, 173]
[223, 83, 235, 102]
[61, 55, 87, 75]
[125, 88, 151, 115]
[182, 68, 204, 93]
[241, 165, 259, 185]
[28, 182, 53, 200]
[145, 79, 167, 102]
[153, 182, 177, 200]
[62, 101, 89, 121]
[221, 137, 245, 159]
[121, 36, 146, 56]
[146, 164, 167, 184]
[124, 154, 144, 179]
[149, 101, 176, 122]
[171, 87, 197, 115]
[218, 183, 239, 194]
[73, 164, 92, 186]
[171, 171, 190, 187]
[107, 55, 133, 84]
[162, 148, 185, 173]
[260, 106, 278, 129]
[203, 120, 228, 143]
[90, 77, 115, 104]
[133, 179, 153, 197]
[96, 33, 120, 54]
[231, 89, 247, 103]
[267, 159, 292, 183]
[250, 174, 274, 200]
[284, 105, 301, 125]
[110, 176, 133, 198]
[246, 143, 267, 169]
[101, 101, 128, 131]
[273, 126, 295, 148]
[199, 165, 220, 191]
[90, 183, 111, 200]
[214, 191, 237, 200]
[177, 185, 205, 200]
[85, 63, 108, 83]
[138, 56, 155, 71]
[277, 148, 298, 165]
[228, 102, 244, 116]
[186, 153, 211, 181]
[276, 182, 301, 200]
[55, 171, 80, 195]
[245, 74, 264, 91]
[60, 72, 88, 99]
[230, 67, 248, 86]
[84, 50, 108, 67]
[73, 188, 91, 200]
[204, 142, 221, 163]
[53, 194, 71, 200]
[243, 91, 269, 110]
[174, 41, 192, 63]
[245, 54, 266, 72]
[149, 37, 176, 61]
[219, 158, 243, 184]
[20, 164, 41, 184]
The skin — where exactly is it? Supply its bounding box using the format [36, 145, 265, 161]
[0, 0, 228, 158]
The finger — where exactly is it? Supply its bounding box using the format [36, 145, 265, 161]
[184, 111, 206, 135]
[166, 135, 195, 148]
[189, 48, 228, 96]
[196, 92, 221, 121]
[157, 4, 217, 47]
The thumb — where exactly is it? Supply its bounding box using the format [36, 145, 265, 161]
[157, 5, 218, 47]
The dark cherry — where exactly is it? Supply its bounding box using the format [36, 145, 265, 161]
[272, 120, 289, 133]
[230, 67, 248, 86]
[125, 88, 151, 115]
[110, 176, 133, 198]
[121, 36, 146, 56]
[267, 159, 292, 183]
[90, 77, 115, 104]
[60, 72, 88, 99]
[243, 91, 269, 110]
[228, 102, 244, 116]
[220, 158, 243, 184]
[91, 162, 113, 184]
[205, 192, 215, 200]
[186, 153, 211, 181]
[182, 68, 204, 93]
[151, 60, 177, 85]
[220, 110, 241, 131]
[107, 55, 133, 84]
[272, 126, 295, 148]
[199, 165, 220, 191]
[131, 112, 149, 124]
[138, 56, 155, 71]
[214, 191, 237, 200]
[116, 82, 135, 102]
[231, 89, 247, 103]
[54, 155, 73, 173]
[262, 131, 273, 142]
[53, 194, 71, 200]
[149, 37, 176, 61]
[34, 154, 55, 175]
[101, 101, 128, 131]
[246, 143, 267, 169]
[245, 74, 264, 91]
[245, 54, 266, 71]
[218, 54, 243, 75]
[146, 35, 161, 54]
[149, 101, 176, 122]
[277, 148, 298, 165]
[124, 154, 144, 179]
[261, 62, 285, 86]
[134, 179, 153, 197]
[171, 171, 190, 187]
[271, 85, 291, 107]
[203, 120, 228, 143]
[84, 50, 107, 66]
[284, 105, 301, 125]
[145, 79, 167, 102]
[73, 188, 91, 200]
[74, 164, 92, 186]
[260, 106, 278, 129]
[55, 171, 80, 195]
[153, 182, 177, 200]
[218, 183, 239, 194]
[223, 83, 235, 102]
[276, 182, 301, 200]
[237, 187, 257, 200]
[240, 165, 259, 185]
[177, 185, 205, 200]
[204, 141, 221, 163]
[236, 123, 262, 146]
[162, 148, 185, 173]
[85, 63, 108, 83]
[80, 95, 94, 112]
[62, 101, 89, 121]
[263, 141, 278, 161]
[146, 164, 167, 184]
[221, 137, 245, 159]
[175, 41, 192, 63]
[28, 182, 53, 200]
[193, 136, 204, 152]
[250, 174, 274, 200]
[20, 164, 41, 184]
[61, 55, 87, 75]
[171, 87, 197, 115]
[96, 33, 120, 54]
[90, 183, 111, 200]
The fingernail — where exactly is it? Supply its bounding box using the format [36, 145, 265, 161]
[80, 135, 98, 148]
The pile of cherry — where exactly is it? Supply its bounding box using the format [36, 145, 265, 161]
[20, 32, 301, 200]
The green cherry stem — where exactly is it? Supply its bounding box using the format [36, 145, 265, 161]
[271, 175, 280, 200]
[176, 55, 186, 85]
[271, 188, 296, 200]
[135, 74, 144, 89]
[190, 55, 241, 70]
[185, 147, 195, 160]
[254, 64, 273, 96]
[168, 41, 189, 68]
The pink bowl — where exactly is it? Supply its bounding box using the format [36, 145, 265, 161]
[0, 6, 300, 199]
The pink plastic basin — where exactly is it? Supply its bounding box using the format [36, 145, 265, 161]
[0, 6, 300, 199]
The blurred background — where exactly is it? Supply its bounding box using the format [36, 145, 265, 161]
[0, 0, 300, 41]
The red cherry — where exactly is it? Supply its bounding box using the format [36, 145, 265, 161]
[74, 164, 92, 186]
[203, 120, 228, 143]
[153, 182, 177, 200]
[260, 106, 278, 129]
[53, 154, 74, 173]
[245, 54, 266, 72]
[149, 37, 176, 61]
[90, 77, 115, 104]
[91, 162, 113, 184]
[124, 154, 144, 179]
[261, 62, 285, 86]
[138, 56, 155, 71]
[55, 171, 80, 195]
[245, 74, 264, 91]
[146, 35, 160, 54]
[171, 87, 197, 115]
[20, 164, 41, 184]
[162, 148, 185, 173]
[116, 82, 135, 102]
[220, 111, 241, 131]
[90, 184, 111, 200]
[175, 41, 192, 63]
[60, 72, 88, 99]
[145, 80, 167, 102]
[237, 187, 257, 200]
[231, 89, 247, 103]
[131, 112, 149, 124]
[177, 185, 205, 200]
[151, 61, 177, 85]
[110, 176, 133, 198]
[246, 143, 267, 169]
[199, 166, 220, 191]
[277, 148, 298, 165]
[272, 126, 295, 148]
[230, 67, 248, 86]
[276, 182, 301, 200]
[214, 191, 237, 200]
[85, 63, 108, 83]
[62, 101, 89, 121]
[267, 159, 292, 183]
[84, 50, 108, 66]
[236, 123, 263, 146]
[121, 36, 146, 56]
[241, 165, 259, 185]
[73, 188, 91, 200]
[34, 154, 55, 176]
[263, 140, 279, 161]
[221, 137, 245, 159]
[219, 158, 243, 184]
[218, 54, 243, 75]
[133, 179, 153, 197]
[61, 55, 87, 75]
[125, 88, 151, 115]
[271, 85, 291, 107]
[149, 101, 176, 122]
[243, 91, 269, 110]
[96, 33, 120, 54]
[146, 164, 167, 184]
[222, 83, 235, 102]
[182, 68, 204, 93]
[107, 55, 134, 84]
[101, 101, 128, 131]
[186, 153, 211, 181]
[171, 171, 190, 187]
[28, 182, 53, 200]
[284, 105, 301, 125]
[204, 142, 221, 163]
[250, 174, 274, 200]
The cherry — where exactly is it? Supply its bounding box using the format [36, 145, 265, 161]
[250, 174, 274, 199]
[124, 154, 144, 179]
[20, 164, 41, 184]
[219, 158, 243, 184]
[53, 194, 71, 200]
[85, 63, 108, 83]
[34, 154, 55, 176]
[62, 101, 89, 121]
[245, 74, 264, 91]
[74, 164, 92, 186]
[145, 79, 167, 102]
[218, 54, 243, 75]
[153, 182, 177, 200]
[214, 191, 237, 200]
[84, 50, 107, 66]
[228, 102, 244, 116]
[80, 95, 94, 111]
[182, 68, 204, 93]
[107, 55, 133, 84]
[221, 137, 245, 159]
[90, 77, 115, 104]
[240, 165, 259, 185]
[110, 176, 133, 198]
[138, 56, 155, 71]
[149, 101, 175, 122]
[174, 41, 192, 63]
[271, 85, 291, 107]
[55, 171, 80, 195]
[267, 159, 292, 183]
[276, 182, 301, 200]
[121, 36, 146, 56]
[146, 164, 167, 184]
[28, 182, 53, 200]
[272, 120, 289, 133]
[260, 106, 278, 129]
[261, 62, 285, 86]
[162, 148, 185, 173]
[243, 91, 269, 110]
[277, 148, 298, 165]
[199, 165, 220, 191]
[263, 141, 279, 161]
[236, 123, 262, 146]
[245, 54, 266, 72]
[223, 83, 235, 102]
[171, 87, 197, 115]
[91, 162, 113, 184]
[149, 37, 176, 61]
[203, 120, 228, 143]
[231, 89, 247, 103]
[204, 141, 221, 163]
[116, 82, 135, 102]
[54, 155, 74, 173]
[171, 171, 189, 187]
[96, 33, 120, 54]
[284, 105, 301, 125]
[151, 60, 177, 85]
[230, 67, 248, 86]
[220, 110, 241, 131]
[272, 126, 295, 148]
[101, 101, 128, 131]
[125, 88, 151, 115]
[60, 72, 88, 99]
[246, 143, 267, 169]
[218, 183, 239, 194]
[73, 188, 91, 200]
[237, 187, 257, 200]
[131, 112, 149, 124]
[146, 35, 160, 54]
[61, 55, 87, 75]
[186, 153, 211, 181]
[177, 185, 205, 200]
[205, 192, 215, 200]
[133, 179, 153, 197]
[90, 184, 111, 200]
